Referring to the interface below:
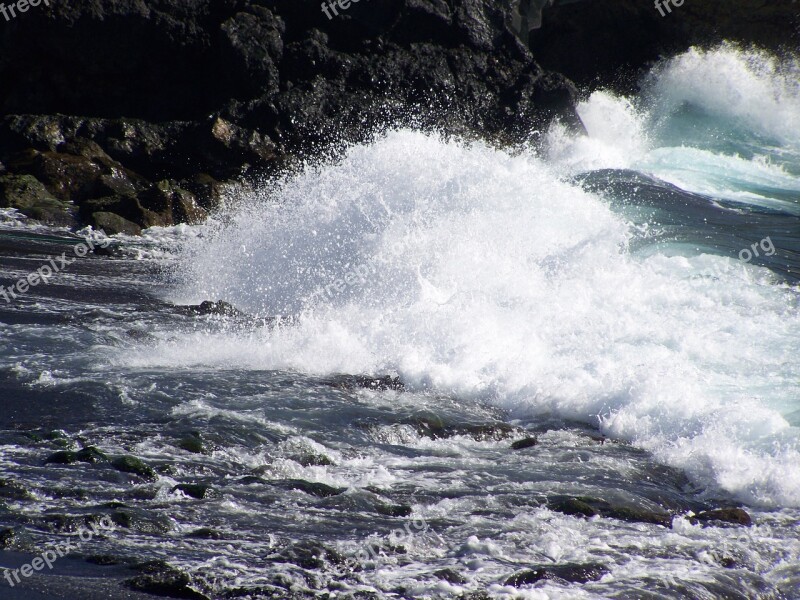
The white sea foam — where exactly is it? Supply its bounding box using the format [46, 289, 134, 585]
[115, 112, 800, 507]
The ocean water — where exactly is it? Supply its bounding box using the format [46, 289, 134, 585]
[1, 46, 799, 599]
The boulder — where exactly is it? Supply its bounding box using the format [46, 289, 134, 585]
[90, 212, 142, 236]
[0, 174, 74, 226]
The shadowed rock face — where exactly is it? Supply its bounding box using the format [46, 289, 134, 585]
[530, 0, 800, 90]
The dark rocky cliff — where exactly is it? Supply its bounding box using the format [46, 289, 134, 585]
[0, 0, 796, 233]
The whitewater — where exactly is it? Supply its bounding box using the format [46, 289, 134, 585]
[133, 45, 800, 508]
[3, 44, 800, 599]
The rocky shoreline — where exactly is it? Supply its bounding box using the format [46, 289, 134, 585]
[0, 0, 797, 234]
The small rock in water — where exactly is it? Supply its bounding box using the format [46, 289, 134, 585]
[0, 478, 33, 501]
[181, 300, 246, 318]
[45, 446, 109, 465]
[434, 568, 467, 584]
[187, 528, 225, 540]
[126, 560, 209, 599]
[547, 495, 673, 527]
[691, 507, 752, 527]
[511, 437, 538, 450]
[293, 453, 334, 467]
[355, 375, 405, 391]
[172, 484, 214, 500]
[177, 432, 210, 454]
[375, 503, 413, 517]
[504, 563, 609, 586]
[280, 479, 346, 498]
[111, 456, 158, 481]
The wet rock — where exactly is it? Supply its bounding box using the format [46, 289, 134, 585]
[144, 179, 206, 225]
[529, 0, 800, 92]
[511, 437, 538, 450]
[0, 174, 74, 226]
[548, 495, 673, 527]
[272, 540, 347, 571]
[172, 484, 215, 500]
[111, 456, 158, 481]
[177, 433, 210, 455]
[413, 418, 518, 442]
[126, 560, 209, 599]
[7, 146, 142, 204]
[0, 479, 34, 501]
[181, 300, 247, 318]
[356, 375, 405, 391]
[691, 508, 752, 527]
[86, 554, 126, 566]
[187, 528, 225, 540]
[110, 509, 174, 534]
[280, 479, 346, 498]
[504, 563, 609, 586]
[90, 211, 142, 236]
[0, 528, 16, 548]
[375, 503, 414, 518]
[434, 568, 467, 584]
[45, 446, 109, 465]
[79, 194, 166, 230]
[294, 454, 334, 467]
[181, 173, 227, 211]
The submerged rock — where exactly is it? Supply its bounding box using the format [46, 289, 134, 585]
[45, 446, 109, 465]
[279, 479, 346, 498]
[548, 495, 673, 527]
[180, 300, 247, 318]
[177, 432, 210, 455]
[434, 568, 468, 584]
[172, 484, 215, 500]
[126, 560, 209, 600]
[0, 479, 33, 501]
[111, 456, 158, 481]
[504, 563, 609, 586]
[691, 507, 752, 527]
[412, 417, 518, 442]
[511, 437, 538, 450]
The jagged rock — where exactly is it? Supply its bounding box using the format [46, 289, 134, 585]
[0, 174, 74, 226]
